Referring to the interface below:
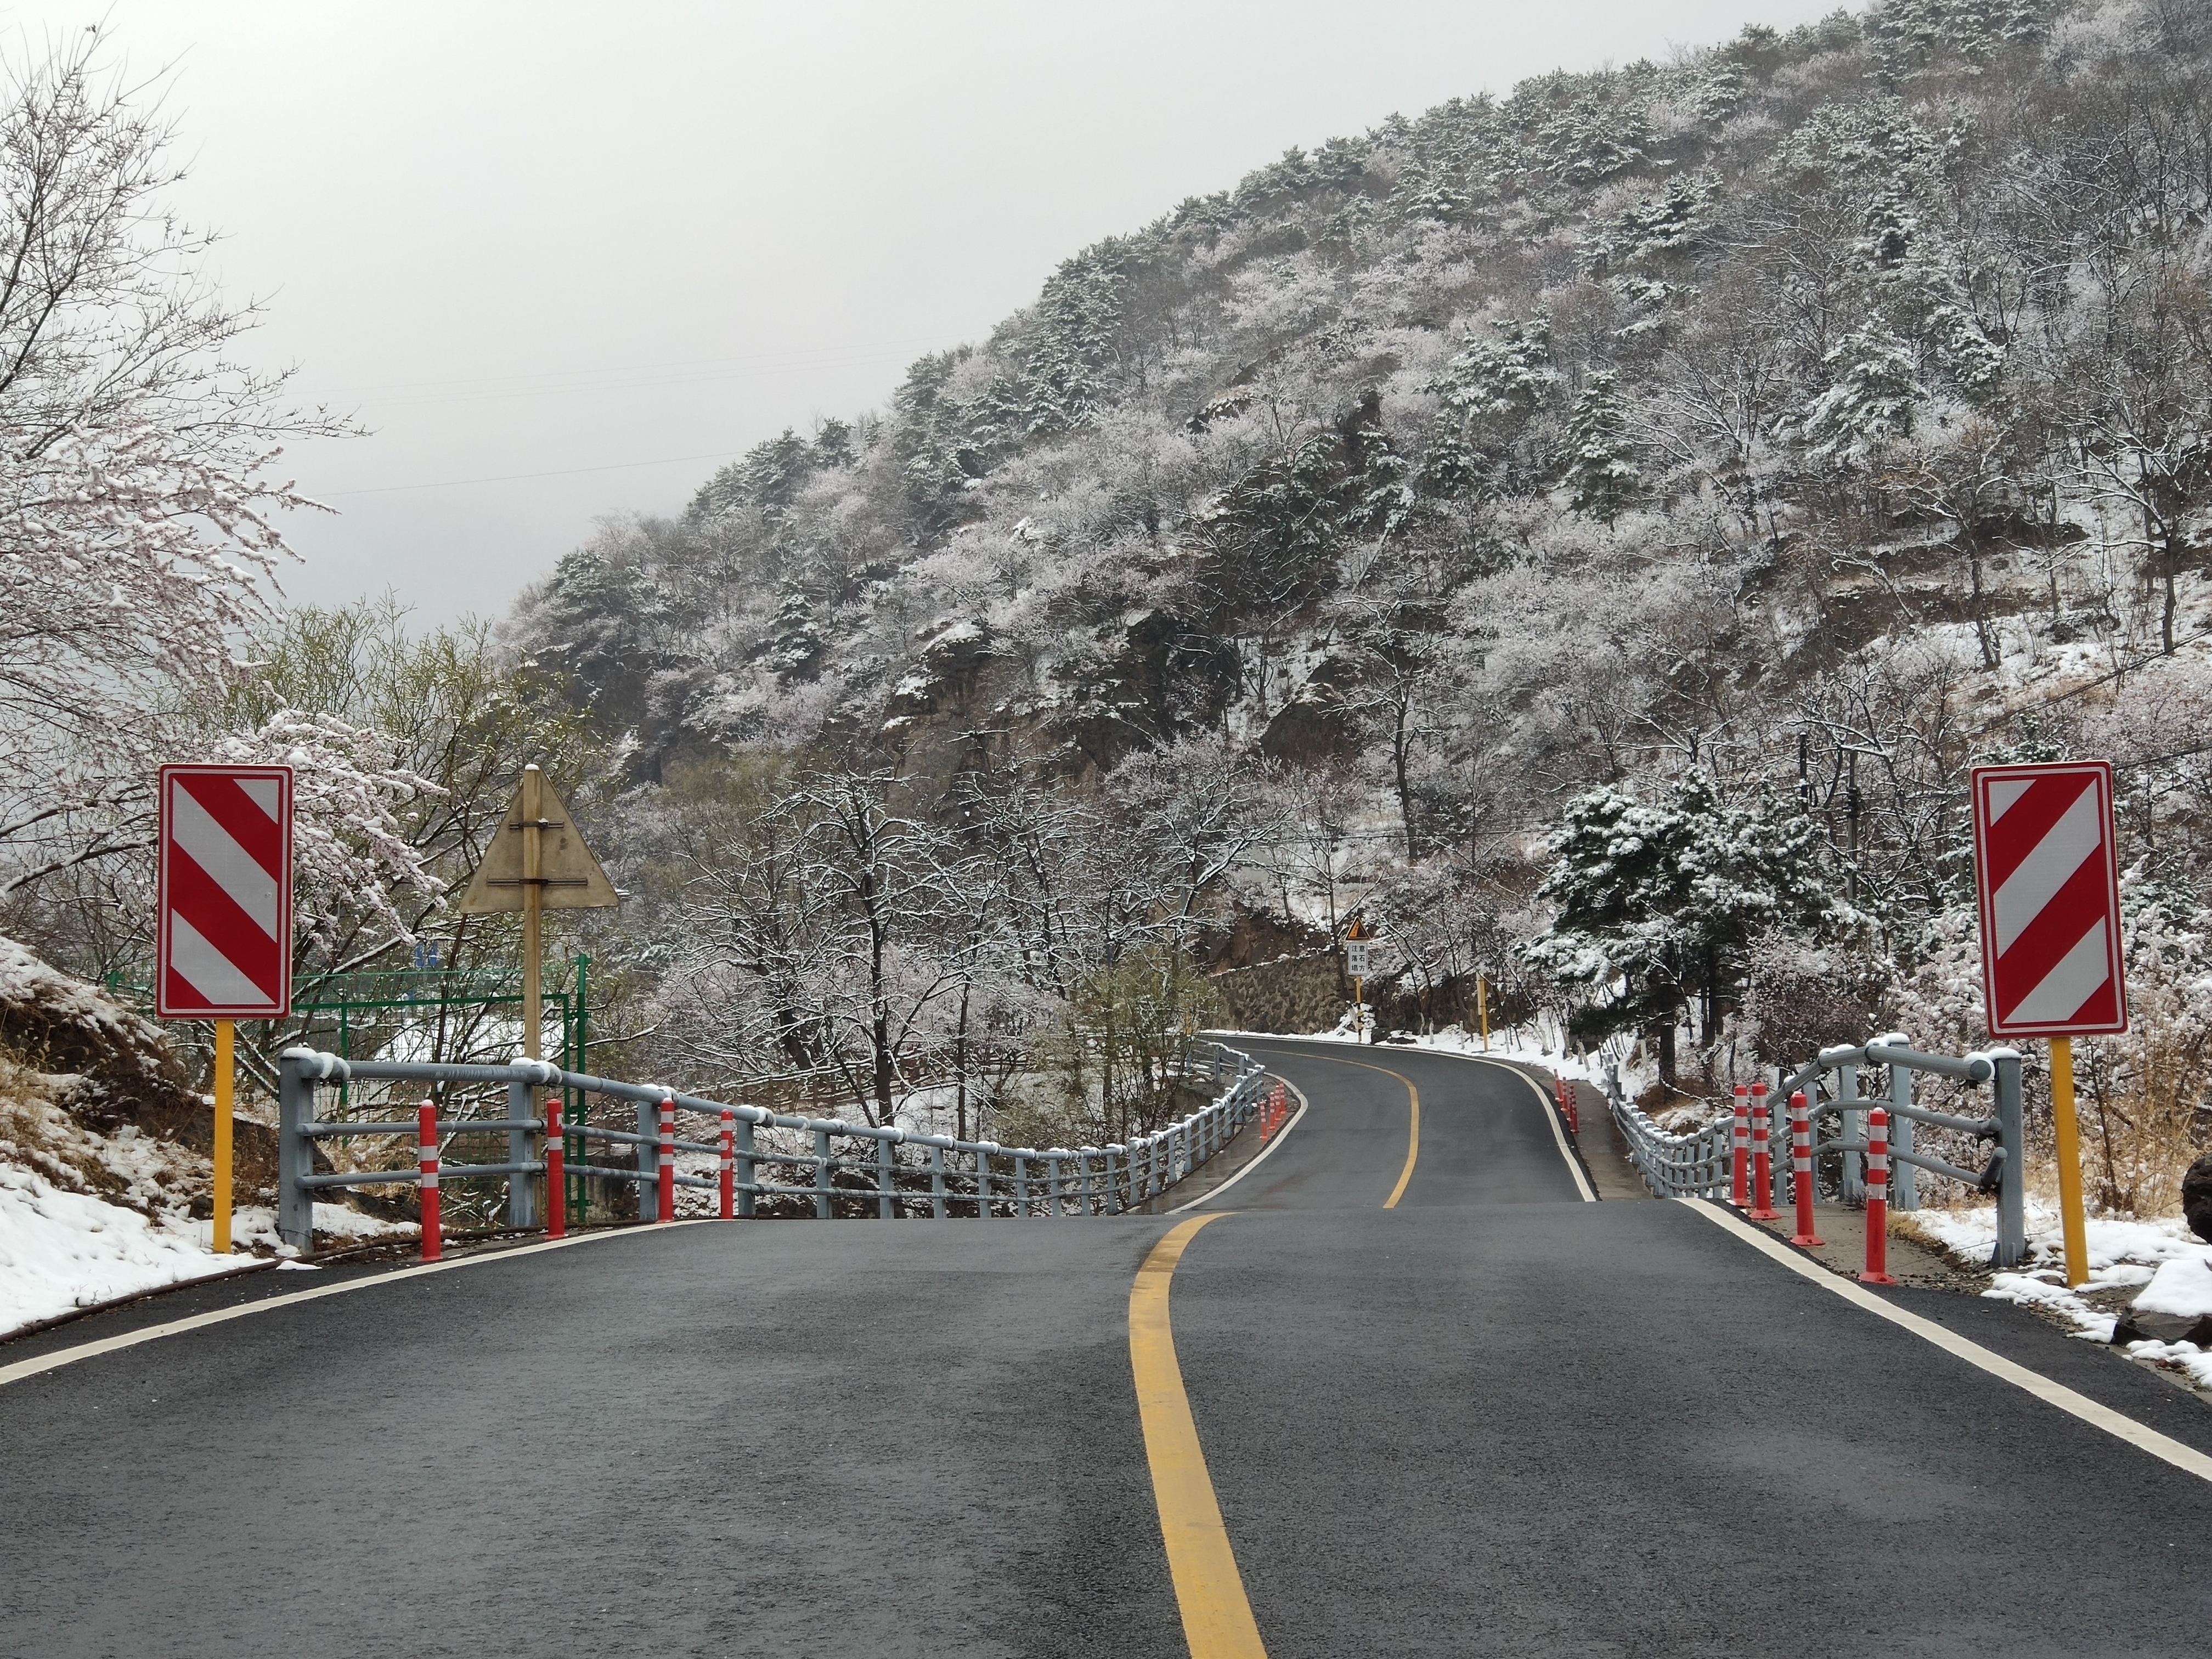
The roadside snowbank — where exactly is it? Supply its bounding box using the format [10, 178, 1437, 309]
[0, 1166, 410, 1335]
[0, 1162, 243, 1331]
[1212, 1020, 1637, 1092]
[1910, 1201, 2212, 1391]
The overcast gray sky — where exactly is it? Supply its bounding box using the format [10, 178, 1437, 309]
[12, 1, 1849, 623]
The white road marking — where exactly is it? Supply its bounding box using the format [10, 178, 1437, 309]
[1688, 1200, 2212, 1486]
[1170, 1077, 1311, 1214]
[1460, 1055, 1598, 1204]
[0, 1224, 704, 1392]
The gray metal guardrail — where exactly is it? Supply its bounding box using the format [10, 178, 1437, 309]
[274, 1041, 1270, 1249]
[1599, 1032, 2027, 1269]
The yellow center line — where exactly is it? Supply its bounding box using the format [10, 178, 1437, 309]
[1383, 1071, 1420, 1209]
[1251, 1047, 1421, 1208]
[1130, 1215, 1268, 1659]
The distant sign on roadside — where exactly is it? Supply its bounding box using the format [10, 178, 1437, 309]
[1970, 760, 2127, 1039]
[156, 764, 293, 1019]
[1346, 941, 1373, 978]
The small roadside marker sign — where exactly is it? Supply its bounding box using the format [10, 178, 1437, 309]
[1345, 940, 1372, 978]
[156, 764, 294, 1019]
[1970, 760, 2127, 1039]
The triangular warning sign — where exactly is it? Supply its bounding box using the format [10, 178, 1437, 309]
[458, 771, 620, 913]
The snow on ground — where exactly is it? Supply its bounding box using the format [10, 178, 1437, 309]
[1, 1079, 410, 1335]
[1910, 1201, 2212, 1391]
[0, 1162, 241, 1331]
[0, 1170, 411, 1335]
[1212, 1020, 1658, 1109]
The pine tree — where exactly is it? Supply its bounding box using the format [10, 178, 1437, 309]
[768, 588, 824, 679]
[1521, 776, 1831, 1082]
[1562, 371, 1639, 522]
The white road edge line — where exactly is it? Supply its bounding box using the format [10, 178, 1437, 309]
[1453, 1054, 1597, 1204]
[1167, 1075, 1311, 1214]
[0, 1222, 713, 1392]
[1687, 1198, 2212, 1486]
[1211, 1034, 1598, 1204]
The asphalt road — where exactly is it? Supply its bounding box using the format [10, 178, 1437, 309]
[4, 1036, 2211, 1656]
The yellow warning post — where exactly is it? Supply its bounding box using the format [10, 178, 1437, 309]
[212, 1018, 234, 1254]
[2049, 1036, 2089, 1288]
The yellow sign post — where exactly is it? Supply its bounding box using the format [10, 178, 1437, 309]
[458, 765, 619, 1220]
[1345, 928, 1370, 1045]
[1476, 974, 1489, 1052]
[212, 1018, 234, 1253]
[2049, 1036, 2090, 1288]
[458, 764, 619, 1054]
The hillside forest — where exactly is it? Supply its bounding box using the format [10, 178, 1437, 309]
[7, 0, 2212, 1214]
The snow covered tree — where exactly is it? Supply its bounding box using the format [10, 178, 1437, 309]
[1561, 370, 1639, 522]
[0, 38, 382, 910]
[1522, 775, 1832, 1084]
[767, 588, 825, 679]
[1802, 323, 1920, 459]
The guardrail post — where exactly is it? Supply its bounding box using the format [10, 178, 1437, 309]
[1862, 1108, 1897, 1284]
[1840, 1062, 1865, 1204]
[736, 1114, 757, 1217]
[546, 1097, 567, 1239]
[877, 1133, 896, 1221]
[1074, 1150, 1092, 1215]
[657, 1094, 677, 1223]
[1888, 1051, 1918, 1212]
[930, 1143, 947, 1219]
[507, 1072, 539, 1230]
[636, 1098, 659, 1223]
[276, 1049, 317, 1251]
[1788, 1092, 1823, 1248]
[813, 1127, 833, 1218]
[975, 1146, 994, 1220]
[1990, 1048, 2026, 1270]
[1046, 1153, 1063, 1217]
[1014, 1154, 1030, 1216]
[1731, 1086, 1750, 1206]
[1748, 1085, 1779, 1220]
[417, 1102, 442, 1263]
[719, 1109, 735, 1221]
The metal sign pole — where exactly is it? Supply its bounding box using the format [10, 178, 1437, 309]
[212, 1018, 234, 1253]
[521, 765, 544, 1064]
[456, 763, 618, 1233]
[2049, 1036, 2089, 1286]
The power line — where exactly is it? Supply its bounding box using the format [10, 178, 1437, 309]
[302, 330, 970, 407]
[321, 448, 747, 496]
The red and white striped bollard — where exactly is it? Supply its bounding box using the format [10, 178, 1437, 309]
[417, 1101, 442, 1263]
[1861, 1107, 1898, 1285]
[1787, 1090, 1823, 1248]
[1730, 1085, 1751, 1207]
[546, 1096, 566, 1240]
[719, 1107, 736, 1220]
[1748, 1082, 1779, 1220]
[657, 1093, 677, 1223]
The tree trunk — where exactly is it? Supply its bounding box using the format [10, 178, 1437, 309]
[1656, 1017, 1678, 1088]
[1393, 692, 1418, 862]
[955, 974, 972, 1144]
[1967, 543, 1997, 669]
[2163, 530, 2180, 656]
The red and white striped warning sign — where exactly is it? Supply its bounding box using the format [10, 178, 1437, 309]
[156, 765, 293, 1019]
[1970, 760, 2128, 1039]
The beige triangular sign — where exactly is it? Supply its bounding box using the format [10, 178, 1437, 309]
[458, 769, 620, 913]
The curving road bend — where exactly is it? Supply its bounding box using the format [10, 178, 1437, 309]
[3, 1036, 2211, 1656]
